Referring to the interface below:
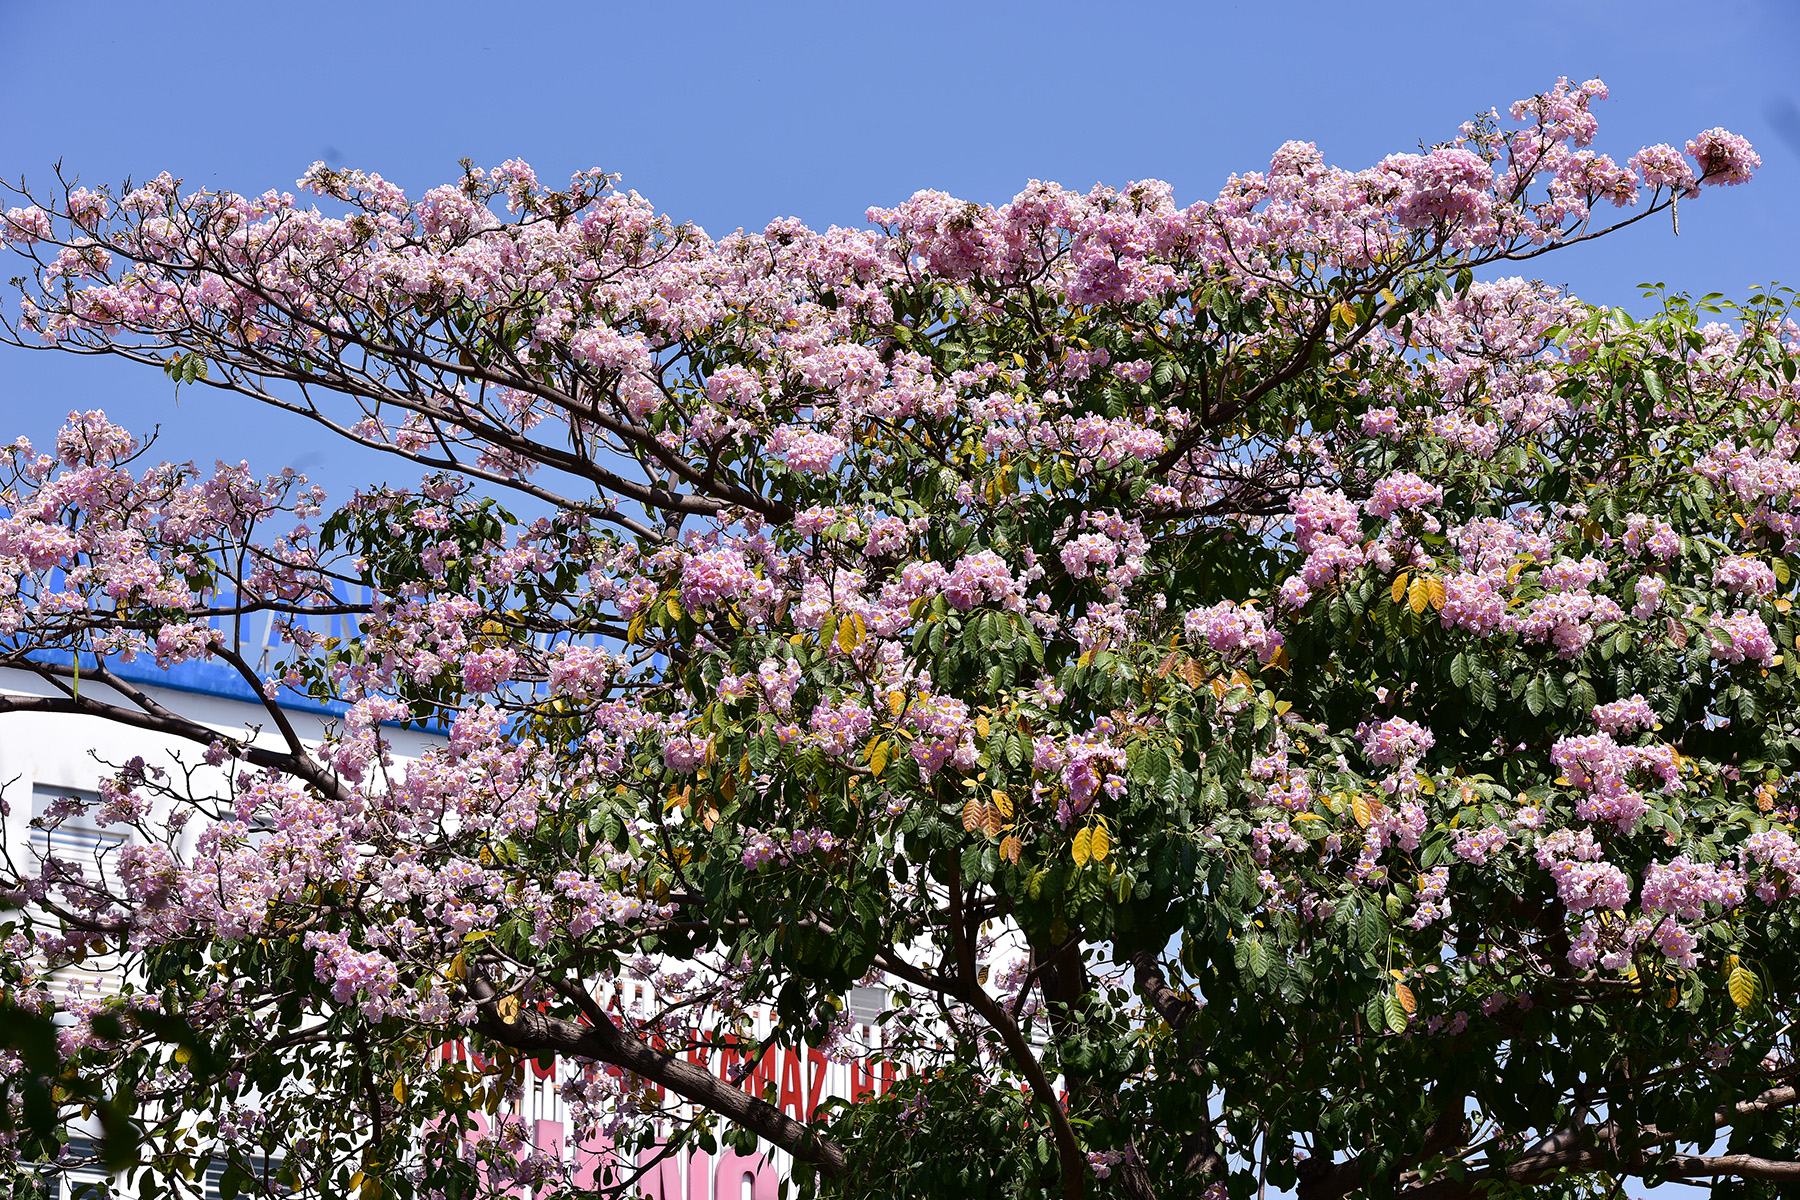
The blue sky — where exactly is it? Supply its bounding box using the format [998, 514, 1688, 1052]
[2, 0, 1797, 501]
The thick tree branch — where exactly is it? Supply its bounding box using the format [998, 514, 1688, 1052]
[461, 971, 845, 1178]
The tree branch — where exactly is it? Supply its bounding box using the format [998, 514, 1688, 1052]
[461, 971, 845, 1178]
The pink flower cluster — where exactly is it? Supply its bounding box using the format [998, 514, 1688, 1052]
[1687, 128, 1762, 186]
[942, 550, 1022, 612]
[1184, 600, 1284, 665]
[1709, 610, 1777, 667]
[1623, 514, 1680, 561]
[1517, 591, 1625, 658]
[1439, 572, 1507, 634]
[771, 428, 848, 475]
[1363, 472, 1443, 520]
[741, 827, 841, 870]
[809, 698, 873, 758]
[1591, 695, 1657, 736]
[1359, 718, 1434, 768]
[1034, 723, 1127, 821]
[1640, 856, 1747, 922]
[679, 547, 757, 611]
[1549, 728, 1679, 832]
[1714, 555, 1777, 598]
[663, 734, 712, 774]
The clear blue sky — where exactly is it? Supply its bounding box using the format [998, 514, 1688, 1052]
[2, 0, 1797, 501]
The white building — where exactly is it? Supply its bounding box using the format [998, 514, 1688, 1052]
[2, 653, 900, 1200]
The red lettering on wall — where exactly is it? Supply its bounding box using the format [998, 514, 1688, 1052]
[778, 1048, 803, 1119]
[806, 1048, 830, 1119]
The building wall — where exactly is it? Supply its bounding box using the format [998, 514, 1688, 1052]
[1, 667, 907, 1200]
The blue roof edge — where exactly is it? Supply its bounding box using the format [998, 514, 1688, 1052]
[19, 649, 354, 721]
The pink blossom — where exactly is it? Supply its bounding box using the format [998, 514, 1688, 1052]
[680, 546, 756, 611]
[1629, 144, 1697, 196]
[1640, 856, 1746, 922]
[1709, 610, 1776, 667]
[1439, 572, 1508, 635]
[1363, 472, 1443, 519]
[809, 698, 873, 758]
[943, 550, 1019, 611]
[1592, 695, 1656, 737]
[1360, 407, 1400, 437]
[1687, 128, 1760, 186]
[662, 733, 711, 774]
[1184, 600, 1284, 664]
[1359, 718, 1434, 767]
[1714, 555, 1776, 598]
[1293, 488, 1360, 552]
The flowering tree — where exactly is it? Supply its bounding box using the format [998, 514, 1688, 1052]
[1, 78, 1795, 1200]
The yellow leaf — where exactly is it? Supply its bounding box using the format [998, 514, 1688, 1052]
[1395, 982, 1416, 1014]
[1777, 598, 1792, 613]
[868, 739, 891, 777]
[1000, 834, 1021, 864]
[1729, 964, 1758, 1010]
[174, 1046, 192, 1065]
[1409, 577, 1430, 615]
[665, 595, 684, 622]
[1072, 828, 1094, 866]
[1352, 796, 1372, 828]
[497, 994, 521, 1025]
[977, 714, 991, 739]
[992, 790, 1014, 819]
[962, 798, 985, 833]
[1427, 577, 1447, 611]
[1273, 700, 1292, 716]
[448, 953, 467, 981]
[393, 1079, 408, 1104]
[1391, 572, 1410, 604]
[888, 692, 906, 717]
[626, 613, 647, 643]
[838, 613, 863, 653]
[1089, 825, 1111, 862]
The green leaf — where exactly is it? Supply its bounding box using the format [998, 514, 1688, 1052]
[1383, 991, 1408, 1033]
[1358, 903, 1387, 956]
[1450, 652, 1469, 689]
[1525, 676, 1546, 716]
[1245, 936, 1269, 979]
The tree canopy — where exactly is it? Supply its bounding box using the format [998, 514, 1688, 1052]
[2, 77, 1796, 1200]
